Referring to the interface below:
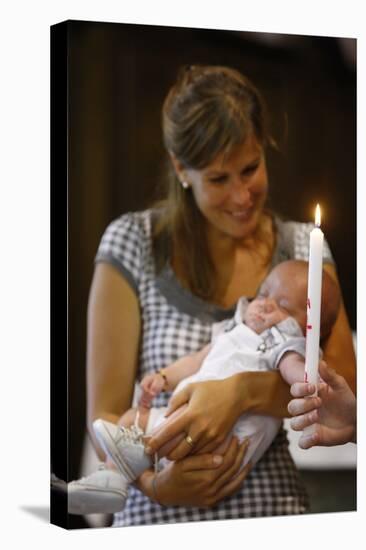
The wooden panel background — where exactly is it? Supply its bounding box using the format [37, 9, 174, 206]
[65, 22, 356, 497]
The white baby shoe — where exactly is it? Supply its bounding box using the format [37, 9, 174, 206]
[93, 419, 153, 483]
[68, 463, 128, 515]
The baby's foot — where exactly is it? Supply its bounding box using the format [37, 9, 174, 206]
[68, 463, 128, 515]
[93, 420, 153, 482]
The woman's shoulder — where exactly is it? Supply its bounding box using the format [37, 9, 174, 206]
[99, 208, 156, 249]
[275, 215, 314, 238]
[96, 208, 156, 262]
[108, 208, 153, 233]
[274, 215, 334, 263]
[95, 209, 156, 293]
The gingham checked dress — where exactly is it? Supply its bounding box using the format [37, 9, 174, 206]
[95, 209, 334, 526]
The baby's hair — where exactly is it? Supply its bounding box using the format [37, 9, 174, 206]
[268, 260, 340, 339]
[320, 267, 341, 340]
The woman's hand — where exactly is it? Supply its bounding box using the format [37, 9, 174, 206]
[145, 376, 246, 460]
[137, 436, 251, 508]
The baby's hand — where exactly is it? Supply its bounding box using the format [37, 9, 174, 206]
[139, 372, 166, 408]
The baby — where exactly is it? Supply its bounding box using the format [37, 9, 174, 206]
[68, 260, 340, 515]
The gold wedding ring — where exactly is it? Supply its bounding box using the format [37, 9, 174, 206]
[185, 434, 195, 447]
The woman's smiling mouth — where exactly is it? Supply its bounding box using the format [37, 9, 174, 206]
[226, 209, 253, 221]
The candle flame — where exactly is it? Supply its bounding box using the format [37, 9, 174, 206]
[315, 204, 321, 227]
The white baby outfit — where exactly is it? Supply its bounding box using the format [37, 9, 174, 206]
[146, 297, 306, 466]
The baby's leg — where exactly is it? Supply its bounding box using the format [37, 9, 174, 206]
[231, 414, 281, 466]
[120, 405, 279, 465]
[97, 407, 149, 471]
[113, 408, 280, 468]
[113, 405, 232, 461]
[117, 405, 150, 432]
[116, 405, 186, 459]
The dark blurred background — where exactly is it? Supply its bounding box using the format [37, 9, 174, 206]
[64, 20, 356, 527]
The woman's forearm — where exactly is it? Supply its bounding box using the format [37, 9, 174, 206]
[146, 370, 292, 459]
[234, 370, 291, 418]
[135, 438, 251, 508]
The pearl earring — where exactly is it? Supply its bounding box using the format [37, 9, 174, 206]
[181, 181, 190, 189]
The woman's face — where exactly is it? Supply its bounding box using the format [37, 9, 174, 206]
[185, 135, 268, 241]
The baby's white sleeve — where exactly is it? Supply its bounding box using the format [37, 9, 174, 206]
[273, 338, 307, 370]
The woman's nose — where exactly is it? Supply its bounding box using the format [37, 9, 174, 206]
[231, 174, 253, 207]
[231, 179, 253, 206]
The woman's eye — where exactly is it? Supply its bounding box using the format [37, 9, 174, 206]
[242, 164, 259, 176]
[209, 175, 227, 184]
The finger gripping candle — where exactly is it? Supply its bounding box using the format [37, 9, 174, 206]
[304, 204, 324, 390]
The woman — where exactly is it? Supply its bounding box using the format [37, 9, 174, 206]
[87, 65, 356, 526]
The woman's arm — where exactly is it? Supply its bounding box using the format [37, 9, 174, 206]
[136, 436, 252, 508]
[321, 264, 356, 393]
[145, 370, 290, 460]
[86, 262, 141, 459]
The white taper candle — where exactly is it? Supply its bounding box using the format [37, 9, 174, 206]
[304, 204, 324, 389]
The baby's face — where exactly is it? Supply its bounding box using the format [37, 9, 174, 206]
[245, 295, 288, 333]
[245, 266, 307, 334]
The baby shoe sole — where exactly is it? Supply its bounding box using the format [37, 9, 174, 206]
[68, 485, 128, 515]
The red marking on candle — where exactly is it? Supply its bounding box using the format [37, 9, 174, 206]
[307, 298, 311, 309]
[307, 325, 312, 330]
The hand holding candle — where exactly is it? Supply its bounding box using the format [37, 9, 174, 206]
[304, 204, 324, 392]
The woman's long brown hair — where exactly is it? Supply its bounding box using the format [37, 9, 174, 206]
[152, 65, 276, 301]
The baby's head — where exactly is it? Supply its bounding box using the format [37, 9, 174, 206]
[245, 260, 340, 339]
